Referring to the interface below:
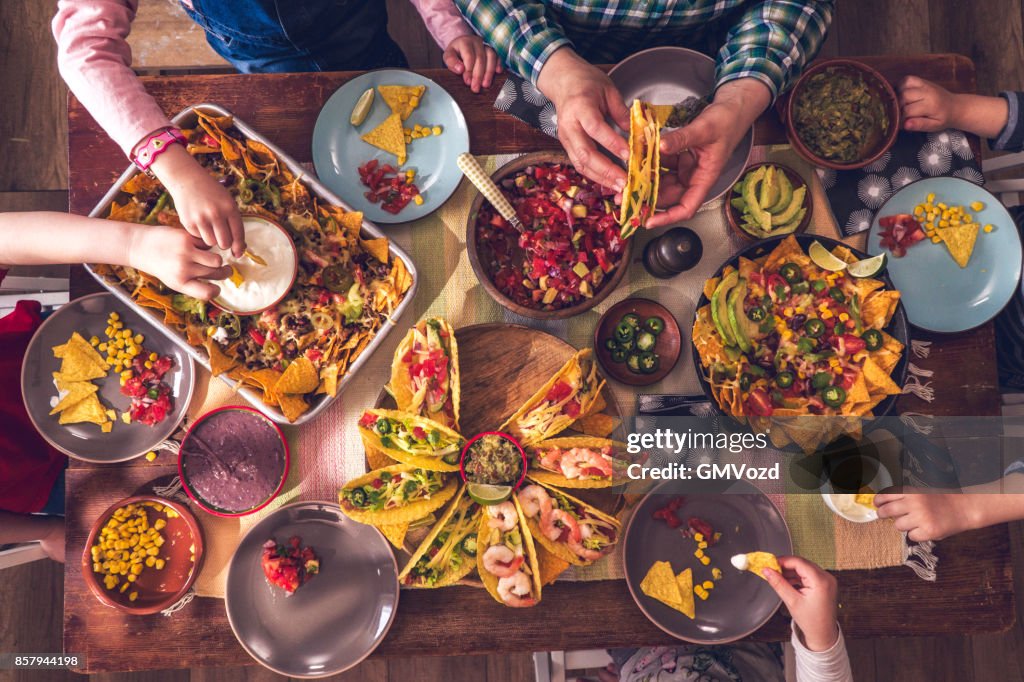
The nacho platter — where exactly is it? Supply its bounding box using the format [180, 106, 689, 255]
[692, 234, 910, 453]
[86, 104, 418, 425]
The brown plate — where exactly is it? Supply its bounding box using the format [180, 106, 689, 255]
[81, 495, 203, 615]
[724, 162, 812, 242]
[466, 151, 633, 320]
[595, 298, 681, 386]
[784, 58, 900, 171]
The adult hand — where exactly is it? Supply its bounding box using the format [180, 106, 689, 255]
[537, 48, 630, 192]
[126, 223, 232, 300]
[761, 555, 840, 652]
[874, 488, 978, 542]
[443, 35, 502, 93]
[646, 78, 771, 229]
[149, 143, 246, 258]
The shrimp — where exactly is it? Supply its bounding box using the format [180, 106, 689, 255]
[541, 508, 582, 544]
[482, 544, 524, 578]
[569, 539, 605, 562]
[486, 501, 518, 531]
[559, 447, 613, 480]
[516, 485, 552, 520]
[497, 571, 536, 608]
[537, 446, 565, 473]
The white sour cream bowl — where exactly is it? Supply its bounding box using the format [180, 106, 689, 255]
[213, 216, 298, 315]
[824, 493, 878, 523]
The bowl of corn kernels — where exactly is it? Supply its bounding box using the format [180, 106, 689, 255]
[81, 495, 204, 614]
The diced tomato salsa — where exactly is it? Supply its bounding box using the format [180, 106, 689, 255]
[359, 159, 421, 214]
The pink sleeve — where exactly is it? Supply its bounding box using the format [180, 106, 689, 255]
[52, 0, 172, 157]
[407, 0, 474, 51]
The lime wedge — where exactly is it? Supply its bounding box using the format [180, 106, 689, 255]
[847, 252, 888, 278]
[808, 241, 848, 272]
[349, 88, 375, 127]
[467, 483, 512, 505]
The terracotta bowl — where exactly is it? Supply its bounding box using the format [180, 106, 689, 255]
[725, 162, 813, 241]
[784, 59, 900, 171]
[466, 151, 633, 320]
[594, 298, 681, 386]
[81, 495, 204, 615]
[459, 431, 528, 490]
[214, 215, 299, 317]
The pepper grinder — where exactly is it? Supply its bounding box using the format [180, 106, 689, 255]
[643, 227, 704, 278]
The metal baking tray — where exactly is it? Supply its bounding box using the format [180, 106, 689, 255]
[86, 103, 418, 425]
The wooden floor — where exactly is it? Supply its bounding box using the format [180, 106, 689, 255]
[2, 0, 1024, 679]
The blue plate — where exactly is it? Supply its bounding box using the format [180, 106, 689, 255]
[867, 176, 1022, 333]
[312, 69, 470, 224]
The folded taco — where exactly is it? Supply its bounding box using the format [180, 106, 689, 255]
[499, 349, 605, 447]
[527, 436, 627, 488]
[387, 317, 460, 430]
[477, 497, 542, 608]
[358, 408, 465, 472]
[399, 487, 481, 588]
[619, 100, 670, 239]
[338, 463, 457, 525]
[517, 478, 621, 566]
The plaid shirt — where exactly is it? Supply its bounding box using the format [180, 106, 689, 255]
[454, 0, 834, 99]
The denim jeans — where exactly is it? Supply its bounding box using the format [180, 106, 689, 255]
[182, 0, 407, 73]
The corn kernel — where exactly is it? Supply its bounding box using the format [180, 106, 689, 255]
[926, 193, 935, 203]
[110, 312, 120, 321]
[129, 591, 138, 602]
[712, 567, 723, 580]
[145, 451, 157, 462]
[432, 126, 442, 136]
[699, 555, 710, 565]
[702, 580, 714, 589]
[693, 532, 704, 542]
[970, 201, 985, 211]
[154, 558, 165, 570]
[694, 548, 704, 559]
[931, 236, 942, 243]
[698, 541, 708, 549]
[413, 195, 424, 206]
[133, 334, 144, 344]
[984, 224, 994, 233]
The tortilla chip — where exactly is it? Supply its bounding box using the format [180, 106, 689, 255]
[100, 421, 113, 433]
[846, 372, 871, 407]
[855, 489, 877, 509]
[361, 111, 407, 164]
[377, 522, 409, 550]
[277, 393, 310, 422]
[831, 244, 859, 265]
[573, 412, 619, 438]
[674, 568, 696, 619]
[361, 237, 391, 264]
[938, 223, 980, 268]
[861, 291, 901, 329]
[378, 84, 425, 121]
[641, 561, 691, 615]
[57, 347, 108, 382]
[318, 364, 340, 397]
[536, 547, 572, 586]
[743, 551, 781, 579]
[205, 338, 238, 376]
[49, 381, 99, 415]
[275, 357, 319, 394]
[861, 357, 902, 395]
[59, 392, 108, 425]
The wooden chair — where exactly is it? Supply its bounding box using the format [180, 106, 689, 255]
[983, 151, 1024, 207]
[533, 649, 612, 682]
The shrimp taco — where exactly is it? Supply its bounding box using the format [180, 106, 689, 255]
[527, 436, 627, 488]
[338, 463, 457, 525]
[477, 497, 542, 608]
[357, 409, 465, 472]
[619, 100, 670, 239]
[399, 486, 480, 588]
[387, 317, 460, 430]
[517, 479, 621, 566]
[499, 349, 605, 447]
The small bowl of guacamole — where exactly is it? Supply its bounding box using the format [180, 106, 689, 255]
[460, 432, 527, 490]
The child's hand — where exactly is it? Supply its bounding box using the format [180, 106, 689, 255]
[152, 145, 246, 257]
[874, 489, 976, 541]
[126, 224, 232, 300]
[443, 35, 502, 93]
[761, 556, 840, 652]
[899, 75, 962, 133]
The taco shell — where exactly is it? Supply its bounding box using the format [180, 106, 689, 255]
[619, 100, 662, 239]
[338, 464, 457, 526]
[477, 496, 542, 607]
[387, 318, 461, 431]
[520, 478, 621, 566]
[398, 487, 481, 588]
[358, 408, 463, 472]
[527, 436, 624, 488]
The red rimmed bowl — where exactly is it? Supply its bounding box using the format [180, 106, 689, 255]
[459, 431, 528, 491]
[213, 215, 299, 317]
[178, 405, 290, 517]
[81, 495, 204, 615]
[784, 58, 900, 171]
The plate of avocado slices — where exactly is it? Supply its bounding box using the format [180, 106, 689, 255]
[726, 163, 812, 241]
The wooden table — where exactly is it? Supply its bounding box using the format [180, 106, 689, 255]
[64, 54, 1013, 673]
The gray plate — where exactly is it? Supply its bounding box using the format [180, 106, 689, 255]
[225, 501, 399, 678]
[623, 480, 792, 644]
[20, 292, 194, 463]
[609, 46, 753, 205]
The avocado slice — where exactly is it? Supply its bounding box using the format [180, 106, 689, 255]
[767, 171, 794, 214]
[730, 196, 746, 211]
[759, 166, 780, 210]
[771, 186, 807, 225]
[772, 207, 807, 235]
[711, 271, 739, 347]
[741, 167, 766, 217]
[726, 278, 760, 353]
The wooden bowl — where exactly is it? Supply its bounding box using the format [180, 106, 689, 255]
[725, 162, 812, 241]
[81, 495, 204, 615]
[594, 298, 681, 386]
[784, 59, 900, 171]
[466, 151, 633, 320]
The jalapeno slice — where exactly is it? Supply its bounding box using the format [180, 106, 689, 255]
[775, 371, 795, 389]
[619, 337, 635, 352]
[614, 321, 635, 343]
[791, 281, 810, 295]
[829, 287, 846, 303]
[812, 279, 828, 293]
[636, 331, 657, 352]
[218, 312, 241, 339]
[804, 318, 826, 338]
[780, 262, 803, 283]
[322, 264, 355, 293]
[622, 313, 641, 328]
[739, 373, 753, 391]
[644, 316, 665, 334]
[638, 351, 659, 374]
[375, 418, 392, 435]
[610, 348, 627, 363]
[604, 337, 618, 351]
[626, 353, 642, 374]
[747, 306, 767, 322]
[347, 488, 368, 507]
[822, 385, 847, 408]
[264, 339, 281, 356]
[862, 328, 883, 351]
[811, 371, 833, 390]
